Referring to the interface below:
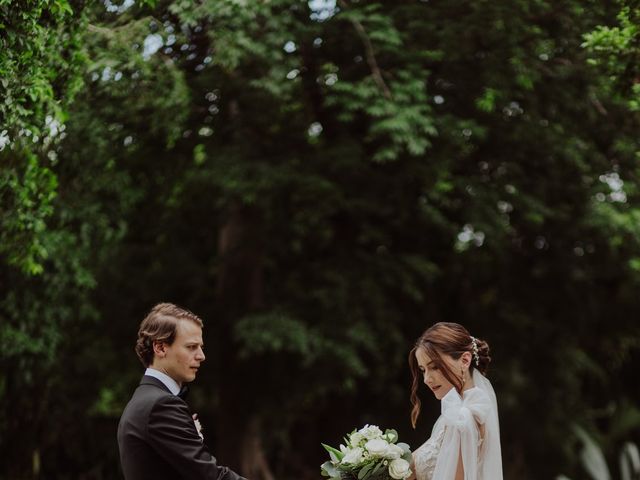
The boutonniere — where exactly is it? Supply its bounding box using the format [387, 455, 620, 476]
[192, 413, 204, 440]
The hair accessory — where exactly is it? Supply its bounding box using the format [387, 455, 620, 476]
[470, 336, 480, 367]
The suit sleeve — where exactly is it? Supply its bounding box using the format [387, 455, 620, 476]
[147, 395, 248, 480]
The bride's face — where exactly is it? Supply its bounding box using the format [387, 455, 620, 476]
[415, 347, 459, 400]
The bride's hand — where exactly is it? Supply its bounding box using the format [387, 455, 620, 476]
[406, 457, 417, 480]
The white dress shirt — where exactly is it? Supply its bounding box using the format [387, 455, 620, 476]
[144, 367, 181, 396]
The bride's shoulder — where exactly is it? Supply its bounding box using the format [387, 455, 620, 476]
[463, 385, 491, 403]
[462, 387, 493, 423]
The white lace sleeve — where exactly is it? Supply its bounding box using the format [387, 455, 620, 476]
[431, 386, 491, 480]
[413, 419, 445, 480]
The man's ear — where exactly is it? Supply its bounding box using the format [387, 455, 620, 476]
[153, 341, 167, 358]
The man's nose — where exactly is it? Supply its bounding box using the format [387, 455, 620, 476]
[196, 348, 205, 361]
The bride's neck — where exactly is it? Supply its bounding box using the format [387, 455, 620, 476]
[463, 373, 475, 392]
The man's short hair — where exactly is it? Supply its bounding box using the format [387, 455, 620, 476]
[135, 303, 203, 367]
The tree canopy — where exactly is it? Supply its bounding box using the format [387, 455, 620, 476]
[1, 1, 640, 479]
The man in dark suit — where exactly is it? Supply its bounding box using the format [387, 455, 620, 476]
[118, 303, 247, 480]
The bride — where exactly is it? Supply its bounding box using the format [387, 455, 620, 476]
[408, 322, 502, 480]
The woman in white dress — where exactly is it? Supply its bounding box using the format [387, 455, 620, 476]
[408, 322, 502, 480]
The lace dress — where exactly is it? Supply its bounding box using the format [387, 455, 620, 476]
[413, 418, 446, 480]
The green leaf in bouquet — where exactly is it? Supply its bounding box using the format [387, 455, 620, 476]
[384, 429, 398, 443]
[342, 465, 358, 476]
[358, 462, 375, 480]
[396, 441, 412, 461]
[397, 441, 413, 462]
[340, 473, 357, 480]
[396, 442, 411, 452]
[323, 443, 345, 463]
[370, 460, 387, 477]
[321, 461, 341, 479]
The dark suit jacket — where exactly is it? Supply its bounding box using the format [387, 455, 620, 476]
[117, 375, 247, 480]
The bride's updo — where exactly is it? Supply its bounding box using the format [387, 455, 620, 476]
[409, 322, 492, 428]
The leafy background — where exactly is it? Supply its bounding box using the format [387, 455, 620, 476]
[1, 0, 640, 479]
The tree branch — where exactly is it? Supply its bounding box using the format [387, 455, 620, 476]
[338, 0, 393, 100]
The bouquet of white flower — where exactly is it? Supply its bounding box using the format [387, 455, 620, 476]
[321, 424, 413, 480]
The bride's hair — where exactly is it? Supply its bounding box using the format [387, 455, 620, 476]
[408, 322, 491, 428]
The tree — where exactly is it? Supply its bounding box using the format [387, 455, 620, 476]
[0, 1, 188, 477]
[2, 1, 640, 479]
[0, 0, 86, 274]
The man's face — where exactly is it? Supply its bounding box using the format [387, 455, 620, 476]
[153, 319, 205, 386]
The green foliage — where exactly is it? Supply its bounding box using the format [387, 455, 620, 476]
[0, 2, 189, 476]
[0, 0, 86, 276]
[2, 0, 640, 479]
[83, 15, 190, 147]
[328, 69, 436, 162]
[235, 312, 322, 360]
[582, 3, 640, 110]
[0, 153, 57, 274]
[0, 0, 85, 135]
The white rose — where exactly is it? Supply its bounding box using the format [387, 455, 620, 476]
[384, 443, 404, 459]
[341, 447, 364, 465]
[359, 424, 383, 440]
[389, 458, 412, 480]
[365, 438, 389, 457]
[349, 432, 365, 447]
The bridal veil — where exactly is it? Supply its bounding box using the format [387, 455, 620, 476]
[432, 369, 503, 480]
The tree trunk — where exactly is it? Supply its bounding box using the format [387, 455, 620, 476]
[214, 201, 274, 480]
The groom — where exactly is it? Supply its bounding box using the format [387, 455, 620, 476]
[117, 303, 247, 480]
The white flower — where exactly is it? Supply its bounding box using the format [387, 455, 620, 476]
[365, 438, 390, 457]
[341, 447, 364, 465]
[193, 415, 204, 440]
[349, 432, 365, 447]
[358, 424, 383, 440]
[384, 443, 404, 459]
[388, 458, 412, 480]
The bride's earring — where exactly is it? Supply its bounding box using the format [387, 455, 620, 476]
[461, 367, 466, 389]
